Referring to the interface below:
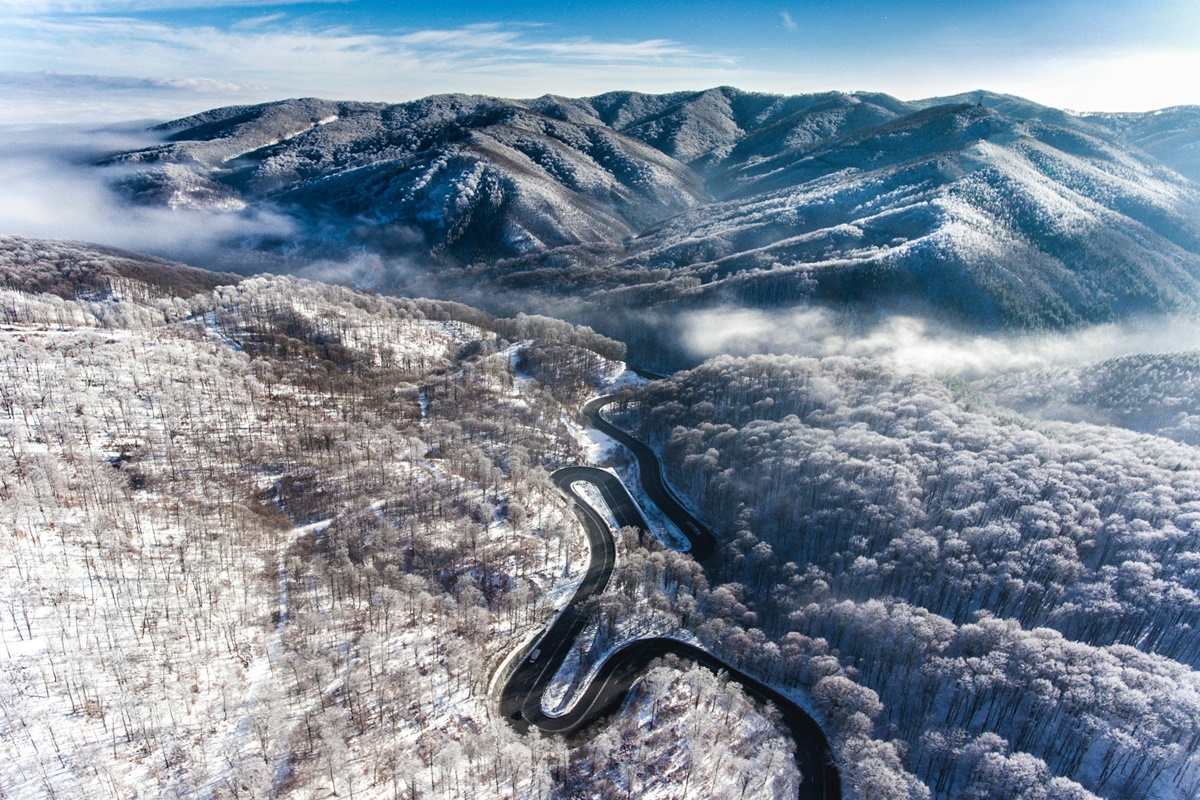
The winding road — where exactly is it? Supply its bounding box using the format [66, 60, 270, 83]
[582, 395, 719, 560]
[498, 395, 840, 800]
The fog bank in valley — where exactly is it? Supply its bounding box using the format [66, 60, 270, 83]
[680, 303, 1200, 377]
[5, 121, 1200, 391]
[0, 123, 296, 270]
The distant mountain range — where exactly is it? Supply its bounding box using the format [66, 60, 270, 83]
[106, 87, 1200, 330]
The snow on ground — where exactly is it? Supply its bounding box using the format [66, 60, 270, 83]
[0, 276, 599, 799]
[543, 473, 697, 717]
[425, 319, 482, 348]
[570, 479, 623, 535]
[606, 455, 690, 552]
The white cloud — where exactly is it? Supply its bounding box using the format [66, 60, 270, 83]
[0, 70, 259, 123]
[0, 0, 342, 12]
[0, 122, 295, 265]
[0, 16, 739, 122]
[681, 305, 1200, 377]
[0, 5, 1195, 125]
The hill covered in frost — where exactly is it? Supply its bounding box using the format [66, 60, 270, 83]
[0, 234, 811, 799]
[105, 87, 1200, 333]
[8, 233, 1200, 799]
[611, 353, 1200, 800]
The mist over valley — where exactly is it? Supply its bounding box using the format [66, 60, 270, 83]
[4, 71, 1200, 800]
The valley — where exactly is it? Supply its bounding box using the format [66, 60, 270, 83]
[101, 87, 1200, 359]
[4, 82, 1200, 800]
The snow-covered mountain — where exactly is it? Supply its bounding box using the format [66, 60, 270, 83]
[611, 101, 1200, 327]
[107, 87, 1200, 330]
[110, 95, 705, 262]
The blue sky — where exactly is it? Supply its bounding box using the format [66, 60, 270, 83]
[1, 0, 1198, 122]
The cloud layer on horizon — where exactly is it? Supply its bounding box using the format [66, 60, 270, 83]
[0, 17, 737, 123]
[0, 4, 1197, 125]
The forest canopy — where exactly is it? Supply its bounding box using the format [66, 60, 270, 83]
[612, 354, 1200, 800]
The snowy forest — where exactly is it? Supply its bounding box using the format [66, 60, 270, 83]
[5, 0, 1200, 789]
[601, 354, 1200, 799]
[6, 215, 1200, 800]
[0, 237, 804, 798]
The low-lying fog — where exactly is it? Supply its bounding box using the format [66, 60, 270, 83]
[679, 305, 1200, 378]
[0, 122, 295, 267]
[3, 122, 1199, 389]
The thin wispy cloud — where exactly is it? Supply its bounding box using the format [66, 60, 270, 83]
[0, 16, 710, 68]
[1, 0, 1196, 124]
[387, 24, 696, 63]
[0, 15, 737, 122]
[0, 0, 343, 12]
[2, 71, 241, 92]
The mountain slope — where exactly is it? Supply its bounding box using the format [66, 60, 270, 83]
[0, 235, 803, 799]
[975, 349, 1200, 444]
[597, 103, 1200, 327]
[104, 88, 1200, 333]
[1084, 106, 1200, 184]
[0, 235, 240, 299]
[111, 95, 706, 262]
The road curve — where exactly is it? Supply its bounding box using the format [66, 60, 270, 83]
[497, 467, 644, 731]
[582, 396, 719, 560]
[498, 396, 840, 800]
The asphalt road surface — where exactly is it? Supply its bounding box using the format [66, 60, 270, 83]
[497, 467, 643, 731]
[582, 395, 720, 559]
[498, 395, 840, 800]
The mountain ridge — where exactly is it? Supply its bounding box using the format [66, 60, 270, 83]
[104, 86, 1200, 334]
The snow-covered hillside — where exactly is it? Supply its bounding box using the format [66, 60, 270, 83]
[608, 102, 1200, 328]
[620, 354, 1200, 800]
[0, 236, 795, 799]
[974, 350, 1200, 444]
[103, 87, 1200, 333]
[110, 95, 705, 262]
